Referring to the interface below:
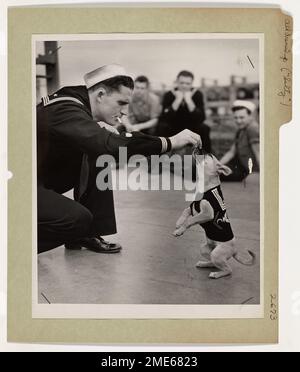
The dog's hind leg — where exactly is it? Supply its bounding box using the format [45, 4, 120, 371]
[196, 260, 215, 268]
[209, 244, 233, 279]
[196, 240, 216, 268]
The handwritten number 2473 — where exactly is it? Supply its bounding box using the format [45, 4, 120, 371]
[270, 294, 277, 321]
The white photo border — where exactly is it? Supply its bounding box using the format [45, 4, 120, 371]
[32, 33, 264, 319]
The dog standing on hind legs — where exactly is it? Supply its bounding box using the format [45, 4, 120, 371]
[173, 147, 255, 279]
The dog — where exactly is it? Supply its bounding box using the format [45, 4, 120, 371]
[173, 148, 255, 279]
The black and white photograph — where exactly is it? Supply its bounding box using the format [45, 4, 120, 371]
[33, 34, 262, 318]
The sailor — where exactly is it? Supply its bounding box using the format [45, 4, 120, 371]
[37, 64, 200, 254]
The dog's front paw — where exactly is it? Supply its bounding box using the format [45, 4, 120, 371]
[172, 229, 182, 237]
[173, 226, 186, 237]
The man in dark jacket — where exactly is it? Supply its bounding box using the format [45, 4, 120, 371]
[158, 70, 211, 152]
[37, 64, 200, 254]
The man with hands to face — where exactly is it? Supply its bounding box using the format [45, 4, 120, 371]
[171, 75, 196, 113]
[159, 70, 211, 152]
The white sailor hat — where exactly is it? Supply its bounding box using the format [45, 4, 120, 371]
[232, 100, 256, 113]
[84, 64, 132, 89]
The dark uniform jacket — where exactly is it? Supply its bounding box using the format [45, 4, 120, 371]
[158, 89, 211, 152]
[37, 85, 163, 192]
[190, 185, 234, 243]
[37, 85, 165, 236]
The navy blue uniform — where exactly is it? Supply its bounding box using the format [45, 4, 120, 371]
[37, 85, 165, 253]
[190, 185, 234, 243]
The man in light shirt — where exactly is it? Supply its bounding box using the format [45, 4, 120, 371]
[220, 100, 259, 181]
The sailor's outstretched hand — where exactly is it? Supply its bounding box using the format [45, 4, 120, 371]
[170, 129, 201, 150]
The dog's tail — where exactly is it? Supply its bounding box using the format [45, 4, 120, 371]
[233, 250, 256, 266]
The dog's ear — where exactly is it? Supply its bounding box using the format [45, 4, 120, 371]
[216, 164, 232, 176]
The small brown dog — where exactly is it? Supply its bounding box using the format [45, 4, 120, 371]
[173, 149, 255, 279]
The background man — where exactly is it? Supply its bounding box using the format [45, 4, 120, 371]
[158, 70, 211, 152]
[219, 100, 260, 181]
[122, 75, 161, 134]
[37, 64, 200, 254]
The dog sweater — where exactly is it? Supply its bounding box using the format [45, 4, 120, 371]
[190, 185, 234, 242]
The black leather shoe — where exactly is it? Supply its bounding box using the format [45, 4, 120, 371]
[65, 237, 122, 253]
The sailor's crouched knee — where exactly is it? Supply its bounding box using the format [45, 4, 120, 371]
[69, 205, 93, 238]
